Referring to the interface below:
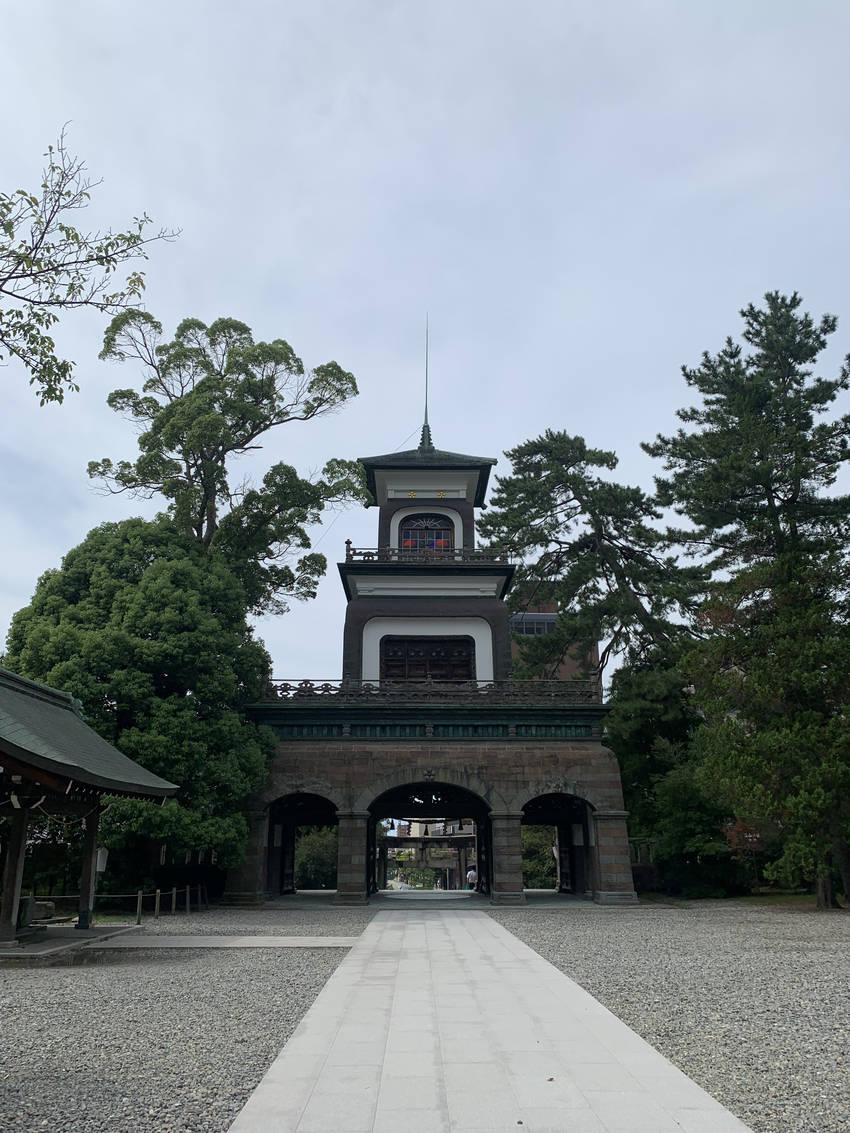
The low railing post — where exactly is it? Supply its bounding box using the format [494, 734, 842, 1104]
[171, 886, 177, 915]
[135, 890, 143, 925]
[185, 884, 191, 914]
[154, 889, 161, 919]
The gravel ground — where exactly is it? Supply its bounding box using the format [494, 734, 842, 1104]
[0, 908, 375, 1133]
[3, 901, 847, 1132]
[139, 902, 378, 937]
[491, 900, 850, 1133]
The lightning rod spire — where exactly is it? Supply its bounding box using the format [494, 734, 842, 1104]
[420, 313, 434, 451]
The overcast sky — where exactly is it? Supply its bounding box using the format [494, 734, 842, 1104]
[3, 1, 850, 678]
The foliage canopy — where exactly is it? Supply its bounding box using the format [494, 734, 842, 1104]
[5, 518, 274, 864]
[88, 310, 368, 613]
[0, 131, 174, 404]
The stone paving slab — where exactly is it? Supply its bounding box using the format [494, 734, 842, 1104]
[228, 909, 753, 1133]
[0, 924, 140, 960]
[85, 934, 359, 949]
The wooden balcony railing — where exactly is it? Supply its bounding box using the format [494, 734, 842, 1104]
[261, 678, 600, 704]
[343, 542, 511, 564]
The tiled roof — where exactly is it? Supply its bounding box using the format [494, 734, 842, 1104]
[358, 426, 497, 506]
[0, 668, 178, 798]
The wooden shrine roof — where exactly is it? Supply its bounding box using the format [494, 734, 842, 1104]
[0, 668, 177, 799]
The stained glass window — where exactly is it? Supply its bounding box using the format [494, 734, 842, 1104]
[399, 513, 454, 552]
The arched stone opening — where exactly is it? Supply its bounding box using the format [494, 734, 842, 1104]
[522, 793, 596, 896]
[266, 792, 338, 897]
[367, 780, 491, 896]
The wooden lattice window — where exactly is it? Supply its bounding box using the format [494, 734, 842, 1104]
[380, 636, 475, 681]
[399, 513, 454, 552]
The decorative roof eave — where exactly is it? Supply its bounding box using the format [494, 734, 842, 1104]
[358, 433, 498, 507]
[0, 668, 178, 800]
[0, 738, 177, 800]
[337, 560, 515, 601]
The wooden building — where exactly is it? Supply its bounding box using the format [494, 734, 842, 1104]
[0, 668, 177, 946]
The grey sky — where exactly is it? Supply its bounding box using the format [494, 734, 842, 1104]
[3, 1, 850, 677]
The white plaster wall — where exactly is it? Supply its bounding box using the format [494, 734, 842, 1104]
[350, 575, 502, 598]
[361, 617, 493, 682]
[389, 506, 463, 547]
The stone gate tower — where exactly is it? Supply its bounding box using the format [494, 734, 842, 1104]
[224, 423, 636, 905]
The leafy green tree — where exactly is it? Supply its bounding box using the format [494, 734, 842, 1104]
[650, 763, 742, 898]
[88, 310, 367, 612]
[294, 826, 338, 889]
[605, 650, 698, 841]
[0, 131, 174, 404]
[688, 562, 850, 905]
[5, 518, 274, 865]
[645, 293, 850, 905]
[521, 825, 557, 888]
[477, 431, 702, 675]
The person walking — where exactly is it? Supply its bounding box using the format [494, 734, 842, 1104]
[466, 866, 477, 890]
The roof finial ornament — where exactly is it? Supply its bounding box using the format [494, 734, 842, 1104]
[419, 313, 434, 451]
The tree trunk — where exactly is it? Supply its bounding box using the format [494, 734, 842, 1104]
[815, 852, 840, 909]
[832, 835, 850, 905]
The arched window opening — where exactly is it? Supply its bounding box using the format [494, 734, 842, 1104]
[399, 513, 454, 552]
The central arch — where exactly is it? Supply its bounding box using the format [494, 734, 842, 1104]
[368, 780, 491, 895]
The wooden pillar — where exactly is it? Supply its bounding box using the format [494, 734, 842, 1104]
[489, 813, 525, 905]
[280, 823, 296, 895]
[266, 821, 282, 896]
[592, 809, 638, 904]
[377, 843, 388, 890]
[0, 807, 29, 945]
[571, 816, 588, 895]
[222, 810, 268, 905]
[334, 812, 369, 904]
[555, 822, 572, 893]
[367, 818, 378, 895]
[476, 821, 491, 895]
[76, 803, 100, 930]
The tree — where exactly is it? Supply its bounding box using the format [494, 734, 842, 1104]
[4, 518, 274, 865]
[477, 431, 702, 676]
[605, 650, 698, 842]
[88, 310, 367, 613]
[644, 291, 850, 571]
[520, 825, 557, 888]
[645, 293, 850, 905]
[294, 827, 338, 889]
[0, 130, 175, 404]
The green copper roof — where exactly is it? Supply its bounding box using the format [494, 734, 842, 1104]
[0, 668, 178, 798]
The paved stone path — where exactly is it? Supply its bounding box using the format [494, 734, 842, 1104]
[228, 908, 753, 1133]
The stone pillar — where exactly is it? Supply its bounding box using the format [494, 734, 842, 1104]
[280, 823, 296, 894]
[222, 810, 268, 905]
[0, 807, 29, 945]
[489, 813, 525, 905]
[592, 809, 637, 904]
[76, 804, 100, 929]
[334, 812, 369, 904]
